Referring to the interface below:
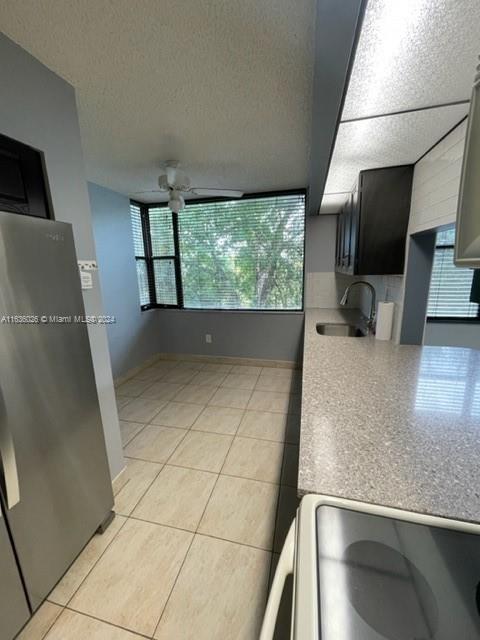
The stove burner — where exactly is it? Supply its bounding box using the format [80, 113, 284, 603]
[344, 540, 438, 640]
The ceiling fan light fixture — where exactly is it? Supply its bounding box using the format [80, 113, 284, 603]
[168, 192, 185, 214]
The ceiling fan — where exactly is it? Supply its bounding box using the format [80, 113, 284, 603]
[132, 162, 244, 213]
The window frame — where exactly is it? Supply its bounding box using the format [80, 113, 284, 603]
[131, 189, 306, 313]
[131, 200, 184, 311]
[426, 239, 480, 324]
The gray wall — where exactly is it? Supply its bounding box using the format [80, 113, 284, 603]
[153, 211, 337, 363]
[399, 232, 436, 345]
[424, 323, 480, 349]
[156, 309, 304, 362]
[90, 187, 313, 368]
[0, 34, 124, 479]
[89, 183, 161, 377]
[305, 214, 336, 272]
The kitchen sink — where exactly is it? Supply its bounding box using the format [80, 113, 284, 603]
[316, 323, 366, 337]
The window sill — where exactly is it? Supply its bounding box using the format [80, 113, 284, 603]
[426, 316, 480, 324]
[142, 306, 304, 315]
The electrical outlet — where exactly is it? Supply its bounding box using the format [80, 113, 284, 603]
[205, 334, 212, 344]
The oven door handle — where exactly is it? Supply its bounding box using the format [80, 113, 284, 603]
[260, 519, 295, 640]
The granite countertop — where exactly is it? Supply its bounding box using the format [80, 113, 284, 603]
[299, 308, 480, 522]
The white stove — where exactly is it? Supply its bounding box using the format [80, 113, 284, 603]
[261, 495, 480, 639]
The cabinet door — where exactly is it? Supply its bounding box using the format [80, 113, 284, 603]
[357, 166, 413, 275]
[348, 189, 359, 274]
[341, 201, 350, 272]
[455, 81, 480, 267]
[336, 200, 354, 273]
[344, 195, 353, 271]
[336, 208, 345, 271]
[335, 210, 342, 268]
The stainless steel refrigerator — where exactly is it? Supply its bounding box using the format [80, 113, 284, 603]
[0, 212, 114, 639]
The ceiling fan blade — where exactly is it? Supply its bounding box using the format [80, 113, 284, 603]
[190, 188, 244, 198]
[131, 189, 166, 194]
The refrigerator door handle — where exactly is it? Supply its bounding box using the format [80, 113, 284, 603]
[0, 394, 20, 509]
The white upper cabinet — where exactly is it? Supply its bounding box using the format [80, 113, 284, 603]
[455, 65, 480, 267]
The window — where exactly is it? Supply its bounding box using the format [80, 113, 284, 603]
[130, 192, 305, 311]
[149, 207, 180, 306]
[130, 204, 181, 309]
[130, 204, 150, 307]
[427, 228, 480, 321]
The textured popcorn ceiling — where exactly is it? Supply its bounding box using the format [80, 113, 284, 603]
[0, 0, 315, 200]
[324, 102, 469, 200]
[0, 0, 478, 207]
[322, 0, 480, 211]
[343, 0, 480, 119]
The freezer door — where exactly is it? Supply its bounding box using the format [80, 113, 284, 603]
[0, 506, 30, 640]
[0, 212, 114, 610]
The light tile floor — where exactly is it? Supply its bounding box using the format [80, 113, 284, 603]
[21, 359, 300, 640]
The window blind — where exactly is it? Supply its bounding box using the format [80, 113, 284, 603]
[149, 207, 178, 306]
[130, 203, 150, 306]
[178, 194, 305, 310]
[427, 229, 479, 319]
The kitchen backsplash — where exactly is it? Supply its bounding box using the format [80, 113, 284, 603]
[306, 271, 404, 341]
[357, 274, 404, 341]
[305, 272, 362, 308]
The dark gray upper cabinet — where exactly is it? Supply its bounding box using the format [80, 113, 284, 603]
[335, 165, 414, 276]
[0, 133, 51, 219]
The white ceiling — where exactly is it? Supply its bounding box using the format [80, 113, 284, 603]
[321, 0, 480, 212]
[324, 103, 469, 195]
[344, 0, 480, 119]
[0, 0, 316, 201]
[0, 0, 479, 209]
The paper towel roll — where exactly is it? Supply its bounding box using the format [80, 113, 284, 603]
[375, 302, 395, 341]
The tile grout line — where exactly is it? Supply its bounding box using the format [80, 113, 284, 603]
[63, 455, 182, 636]
[53, 514, 131, 610]
[63, 605, 151, 639]
[87, 413, 199, 638]
[117, 367, 171, 397]
[122, 423, 149, 448]
[119, 458, 292, 489]
[149, 472, 219, 637]
[132, 404, 299, 441]
[265, 450, 286, 609]
[126, 514, 278, 553]
[119, 358, 299, 387]
[30, 602, 65, 640]
[149, 533, 196, 639]
[38, 360, 299, 639]
[120, 384, 298, 491]
[119, 367, 300, 418]
[112, 361, 300, 638]
[223, 383, 281, 621]
[257, 377, 300, 605]
[150, 395, 252, 638]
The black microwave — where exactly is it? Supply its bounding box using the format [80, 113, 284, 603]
[0, 133, 51, 219]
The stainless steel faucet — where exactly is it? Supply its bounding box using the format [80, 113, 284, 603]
[340, 281, 377, 333]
